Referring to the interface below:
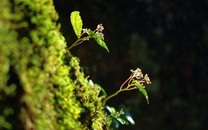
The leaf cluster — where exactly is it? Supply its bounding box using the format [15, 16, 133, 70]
[69, 11, 109, 52]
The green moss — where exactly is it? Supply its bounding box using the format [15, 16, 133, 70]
[0, 0, 111, 130]
[69, 57, 110, 130]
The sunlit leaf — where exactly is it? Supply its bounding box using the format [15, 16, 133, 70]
[124, 111, 135, 125]
[125, 115, 135, 125]
[70, 11, 83, 37]
[135, 83, 149, 104]
[88, 30, 109, 52]
[105, 105, 116, 114]
[116, 117, 128, 125]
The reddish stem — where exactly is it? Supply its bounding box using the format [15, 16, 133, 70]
[119, 76, 131, 90]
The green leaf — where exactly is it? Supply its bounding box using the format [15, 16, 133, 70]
[88, 30, 109, 52]
[116, 117, 128, 125]
[105, 105, 116, 114]
[135, 83, 149, 104]
[70, 11, 83, 37]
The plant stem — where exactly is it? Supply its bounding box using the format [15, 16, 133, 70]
[119, 76, 131, 89]
[103, 84, 137, 104]
[68, 35, 91, 50]
[103, 89, 122, 104]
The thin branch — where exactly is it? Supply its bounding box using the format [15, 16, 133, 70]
[119, 76, 131, 89]
[68, 35, 91, 50]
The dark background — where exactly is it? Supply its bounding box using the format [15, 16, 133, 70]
[53, 0, 208, 130]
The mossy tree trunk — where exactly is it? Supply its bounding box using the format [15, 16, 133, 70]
[0, 0, 110, 130]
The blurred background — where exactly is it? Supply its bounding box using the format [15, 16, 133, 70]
[53, 0, 208, 130]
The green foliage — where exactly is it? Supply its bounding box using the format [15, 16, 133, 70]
[70, 11, 83, 37]
[103, 68, 151, 104]
[105, 105, 133, 129]
[69, 11, 109, 52]
[134, 83, 149, 104]
[87, 29, 109, 52]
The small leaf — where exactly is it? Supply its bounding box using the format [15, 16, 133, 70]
[70, 11, 83, 37]
[125, 115, 135, 125]
[88, 30, 109, 52]
[116, 117, 127, 125]
[124, 111, 135, 125]
[105, 105, 116, 114]
[135, 83, 149, 104]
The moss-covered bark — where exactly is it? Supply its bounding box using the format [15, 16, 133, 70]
[0, 0, 110, 129]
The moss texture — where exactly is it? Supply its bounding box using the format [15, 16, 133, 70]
[0, 0, 110, 129]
